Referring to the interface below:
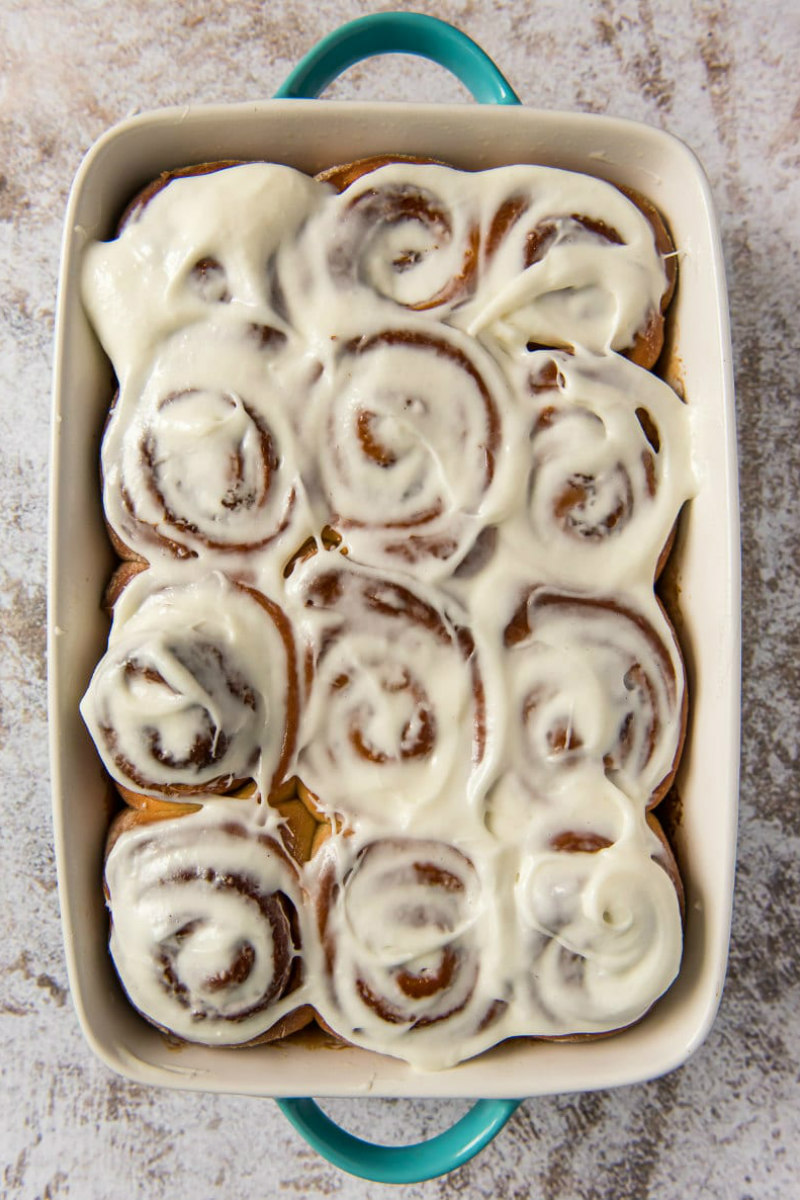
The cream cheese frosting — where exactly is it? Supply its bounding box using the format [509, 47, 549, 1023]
[81, 159, 693, 1069]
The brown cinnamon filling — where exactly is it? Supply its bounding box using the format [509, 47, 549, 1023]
[550, 831, 613, 853]
[356, 410, 398, 467]
[332, 183, 478, 310]
[187, 256, 229, 303]
[126, 389, 293, 555]
[552, 467, 634, 540]
[152, 855, 297, 1022]
[332, 841, 481, 1029]
[347, 671, 436, 764]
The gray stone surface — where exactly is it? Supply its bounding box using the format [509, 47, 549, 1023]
[1, 0, 798, 1196]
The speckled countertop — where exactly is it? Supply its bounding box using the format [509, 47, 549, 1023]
[1, 1, 798, 1197]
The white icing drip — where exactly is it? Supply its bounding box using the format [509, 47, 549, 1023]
[80, 160, 691, 1070]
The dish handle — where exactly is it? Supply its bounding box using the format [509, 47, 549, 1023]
[273, 11, 521, 105]
[273, 11, 520, 1184]
[277, 1096, 521, 1184]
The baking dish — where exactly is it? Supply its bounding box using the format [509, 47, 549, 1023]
[48, 11, 740, 1183]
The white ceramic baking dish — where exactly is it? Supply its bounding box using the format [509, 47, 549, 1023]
[48, 10, 739, 1183]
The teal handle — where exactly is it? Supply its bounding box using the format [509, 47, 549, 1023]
[274, 12, 520, 1184]
[274, 12, 520, 105]
[277, 1097, 521, 1184]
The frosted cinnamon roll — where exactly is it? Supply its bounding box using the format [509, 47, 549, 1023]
[313, 836, 503, 1065]
[286, 558, 486, 832]
[317, 160, 479, 312]
[504, 349, 693, 587]
[514, 805, 683, 1032]
[502, 586, 687, 806]
[303, 322, 521, 580]
[461, 165, 674, 366]
[104, 802, 312, 1045]
[80, 571, 299, 799]
[100, 322, 306, 563]
[81, 162, 328, 379]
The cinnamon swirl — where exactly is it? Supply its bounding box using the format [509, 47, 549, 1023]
[312, 158, 479, 313]
[100, 322, 306, 564]
[300, 322, 521, 579]
[104, 802, 313, 1045]
[312, 836, 504, 1066]
[513, 801, 683, 1032]
[80, 571, 299, 799]
[505, 349, 693, 587]
[286, 557, 486, 833]
[502, 586, 687, 806]
[463, 164, 674, 366]
[81, 162, 327, 379]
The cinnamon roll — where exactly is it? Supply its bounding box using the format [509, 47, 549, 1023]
[100, 322, 306, 563]
[505, 349, 693, 587]
[80, 571, 299, 799]
[313, 836, 503, 1064]
[317, 160, 479, 312]
[286, 558, 486, 832]
[81, 162, 328, 378]
[461, 165, 675, 366]
[303, 322, 521, 580]
[502, 586, 687, 806]
[514, 803, 683, 1032]
[104, 802, 312, 1045]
